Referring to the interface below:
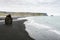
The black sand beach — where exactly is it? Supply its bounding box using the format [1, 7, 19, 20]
[0, 19, 34, 40]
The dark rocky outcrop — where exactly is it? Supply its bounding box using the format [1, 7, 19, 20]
[5, 14, 12, 25]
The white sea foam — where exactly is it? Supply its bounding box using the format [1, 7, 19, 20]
[17, 18, 27, 20]
[23, 17, 54, 40]
[0, 20, 4, 22]
[48, 30, 60, 35]
[24, 17, 51, 29]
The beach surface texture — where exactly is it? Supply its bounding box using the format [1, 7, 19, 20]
[0, 19, 34, 40]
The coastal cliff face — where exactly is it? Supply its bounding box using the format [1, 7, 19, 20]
[10, 13, 48, 17]
[0, 12, 48, 17]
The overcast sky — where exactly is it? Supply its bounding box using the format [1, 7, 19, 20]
[0, 0, 60, 16]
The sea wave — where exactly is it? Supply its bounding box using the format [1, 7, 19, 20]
[23, 16, 60, 40]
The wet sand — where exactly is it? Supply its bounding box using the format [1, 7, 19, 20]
[0, 19, 34, 40]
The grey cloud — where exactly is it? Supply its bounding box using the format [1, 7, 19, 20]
[0, 0, 60, 16]
[0, 0, 59, 6]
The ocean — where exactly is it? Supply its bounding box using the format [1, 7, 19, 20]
[23, 16, 60, 40]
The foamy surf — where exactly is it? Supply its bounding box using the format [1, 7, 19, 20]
[24, 17, 51, 29]
[23, 17, 60, 40]
[48, 30, 60, 35]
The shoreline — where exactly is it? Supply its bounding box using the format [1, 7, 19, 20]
[0, 19, 34, 40]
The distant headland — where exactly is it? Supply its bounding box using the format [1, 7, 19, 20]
[0, 11, 48, 17]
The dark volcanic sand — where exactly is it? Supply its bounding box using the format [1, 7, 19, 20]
[0, 19, 34, 40]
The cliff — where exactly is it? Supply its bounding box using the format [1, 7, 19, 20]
[0, 11, 48, 17]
